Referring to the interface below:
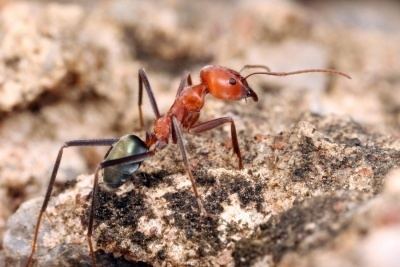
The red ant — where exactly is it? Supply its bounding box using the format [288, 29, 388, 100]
[26, 64, 350, 267]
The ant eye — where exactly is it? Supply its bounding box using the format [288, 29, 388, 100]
[229, 78, 237, 85]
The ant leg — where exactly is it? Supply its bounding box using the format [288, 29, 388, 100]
[240, 64, 271, 73]
[171, 121, 177, 144]
[138, 68, 161, 128]
[171, 117, 207, 215]
[190, 117, 243, 169]
[154, 71, 194, 144]
[87, 165, 101, 267]
[99, 150, 155, 168]
[87, 150, 155, 266]
[26, 138, 118, 267]
[175, 71, 192, 97]
[187, 73, 193, 86]
[171, 72, 192, 144]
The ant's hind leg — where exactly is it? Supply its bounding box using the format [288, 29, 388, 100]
[138, 68, 161, 128]
[87, 150, 155, 266]
[26, 138, 118, 267]
[190, 117, 243, 169]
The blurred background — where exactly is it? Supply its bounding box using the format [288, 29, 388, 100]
[0, 0, 399, 265]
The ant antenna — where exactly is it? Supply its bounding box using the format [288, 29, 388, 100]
[240, 64, 271, 73]
[244, 68, 352, 80]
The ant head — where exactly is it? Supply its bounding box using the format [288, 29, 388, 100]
[200, 65, 258, 102]
[200, 65, 351, 103]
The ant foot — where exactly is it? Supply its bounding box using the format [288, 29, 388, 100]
[196, 199, 218, 219]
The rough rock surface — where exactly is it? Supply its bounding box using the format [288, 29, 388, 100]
[278, 168, 400, 267]
[1, 0, 400, 266]
[4, 114, 400, 266]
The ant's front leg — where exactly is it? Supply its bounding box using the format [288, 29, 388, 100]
[26, 138, 118, 267]
[138, 68, 161, 128]
[190, 117, 243, 169]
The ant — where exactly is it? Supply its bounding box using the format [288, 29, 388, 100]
[26, 64, 350, 267]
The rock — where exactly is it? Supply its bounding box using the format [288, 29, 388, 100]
[106, 0, 214, 73]
[310, 0, 400, 134]
[3, 114, 399, 266]
[278, 168, 400, 267]
[0, 0, 138, 246]
[0, 2, 84, 112]
[221, 0, 311, 52]
[0, 1, 136, 113]
[1, 1, 400, 266]
[0, 188, 9, 245]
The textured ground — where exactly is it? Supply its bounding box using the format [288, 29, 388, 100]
[4, 113, 400, 266]
[0, 0, 400, 266]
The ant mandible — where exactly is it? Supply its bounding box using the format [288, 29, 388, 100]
[26, 64, 350, 267]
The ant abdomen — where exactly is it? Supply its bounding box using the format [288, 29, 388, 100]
[103, 135, 148, 188]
